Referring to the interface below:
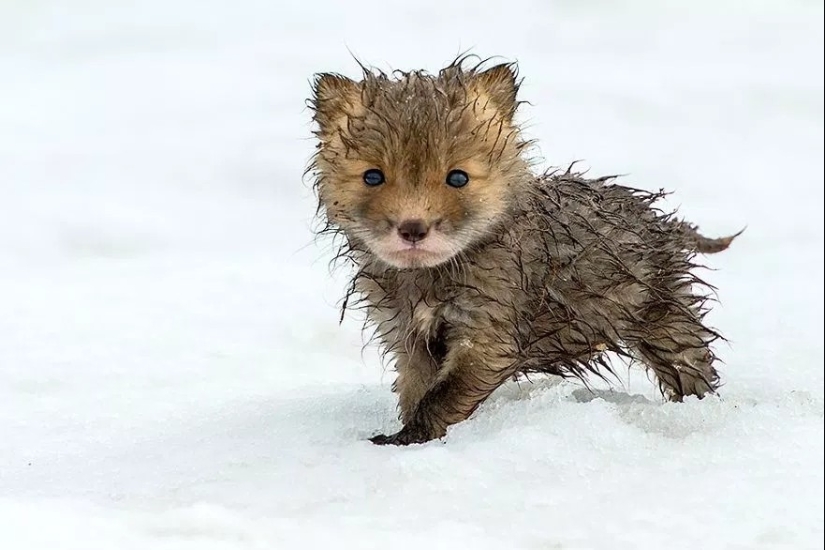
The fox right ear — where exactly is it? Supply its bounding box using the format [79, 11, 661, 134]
[310, 73, 362, 134]
[471, 63, 520, 122]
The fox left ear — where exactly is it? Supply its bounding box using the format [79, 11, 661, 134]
[472, 63, 520, 121]
[309, 73, 363, 136]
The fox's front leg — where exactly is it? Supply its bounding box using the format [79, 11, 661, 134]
[392, 343, 439, 424]
[371, 335, 517, 446]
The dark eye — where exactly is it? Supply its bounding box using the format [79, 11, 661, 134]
[363, 169, 385, 186]
[446, 169, 469, 188]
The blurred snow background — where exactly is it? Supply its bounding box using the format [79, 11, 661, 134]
[0, 1, 822, 548]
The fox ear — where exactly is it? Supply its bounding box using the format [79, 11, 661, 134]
[310, 73, 363, 135]
[471, 63, 520, 121]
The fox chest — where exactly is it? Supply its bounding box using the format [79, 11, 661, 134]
[360, 282, 447, 344]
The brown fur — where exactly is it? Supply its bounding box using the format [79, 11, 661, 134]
[307, 56, 741, 446]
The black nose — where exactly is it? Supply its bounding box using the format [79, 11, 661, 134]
[398, 219, 429, 243]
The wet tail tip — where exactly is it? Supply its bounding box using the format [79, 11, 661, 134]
[696, 226, 746, 254]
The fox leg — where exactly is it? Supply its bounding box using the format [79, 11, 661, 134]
[372, 335, 516, 446]
[627, 292, 722, 400]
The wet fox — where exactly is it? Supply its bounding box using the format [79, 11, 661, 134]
[307, 57, 740, 445]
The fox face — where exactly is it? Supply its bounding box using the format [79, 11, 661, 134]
[309, 61, 530, 269]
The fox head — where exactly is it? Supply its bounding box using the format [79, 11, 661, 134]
[309, 58, 532, 269]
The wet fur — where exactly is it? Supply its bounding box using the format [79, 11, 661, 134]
[307, 56, 741, 446]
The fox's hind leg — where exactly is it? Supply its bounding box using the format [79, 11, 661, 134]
[627, 291, 722, 401]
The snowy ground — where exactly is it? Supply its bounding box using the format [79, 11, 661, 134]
[1, 1, 823, 549]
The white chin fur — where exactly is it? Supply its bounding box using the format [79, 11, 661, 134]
[369, 233, 457, 269]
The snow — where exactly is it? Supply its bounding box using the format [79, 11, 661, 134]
[1, 1, 823, 548]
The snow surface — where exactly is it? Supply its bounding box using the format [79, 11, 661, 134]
[1, 1, 823, 548]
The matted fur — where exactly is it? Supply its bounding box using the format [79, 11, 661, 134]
[306, 55, 741, 445]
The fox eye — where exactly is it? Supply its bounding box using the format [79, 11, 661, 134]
[446, 169, 469, 188]
[363, 169, 385, 186]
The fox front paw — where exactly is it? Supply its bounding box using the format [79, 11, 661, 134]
[369, 424, 438, 446]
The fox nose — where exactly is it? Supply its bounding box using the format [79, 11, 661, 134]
[398, 219, 429, 243]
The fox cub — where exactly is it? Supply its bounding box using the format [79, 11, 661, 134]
[307, 57, 740, 445]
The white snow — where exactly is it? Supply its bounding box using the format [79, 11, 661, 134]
[1, 1, 823, 548]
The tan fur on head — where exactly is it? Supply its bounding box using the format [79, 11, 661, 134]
[308, 58, 532, 269]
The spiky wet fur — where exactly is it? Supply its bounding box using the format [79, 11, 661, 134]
[307, 56, 740, 446]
